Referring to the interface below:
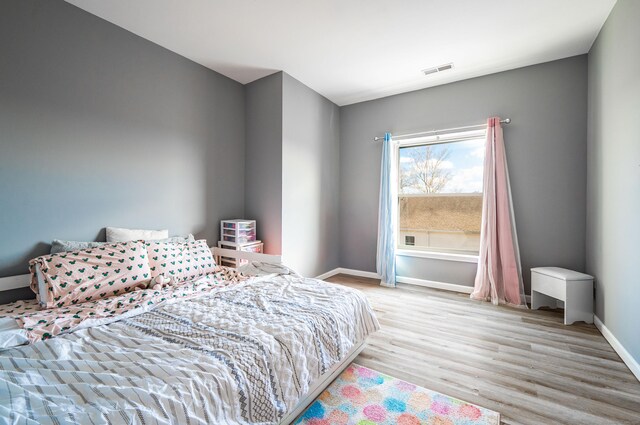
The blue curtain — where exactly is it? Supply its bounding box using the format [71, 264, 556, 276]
[376, 132, 398, 287]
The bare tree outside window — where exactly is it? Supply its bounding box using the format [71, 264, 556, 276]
[400, 145, 452, 194]
[398, 137, 485, 255]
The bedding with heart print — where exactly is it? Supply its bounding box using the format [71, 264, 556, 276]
[29, 241, 152, 309]
[145, 239, 217, 284]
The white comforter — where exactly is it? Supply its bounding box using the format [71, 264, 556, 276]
[0, 273, 379, 424]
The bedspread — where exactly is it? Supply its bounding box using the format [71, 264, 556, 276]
[0, 274, 379, 424]
[0, 267, 249, 344]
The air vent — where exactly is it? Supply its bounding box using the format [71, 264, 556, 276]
[422, 62, 454, 76]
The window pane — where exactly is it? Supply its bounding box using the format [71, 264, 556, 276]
[398, 138, 484, 255]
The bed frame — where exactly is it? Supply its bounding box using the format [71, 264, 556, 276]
[210, 246, 283, 266]
[0, 246, 365, 425]
[278, 340, 366, 424]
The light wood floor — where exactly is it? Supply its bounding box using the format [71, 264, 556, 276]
[325, 274, 640, 425]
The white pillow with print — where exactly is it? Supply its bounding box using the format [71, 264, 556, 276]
[106, 227, 169, 242]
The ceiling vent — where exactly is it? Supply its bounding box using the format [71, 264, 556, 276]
[422, 63, 454, 76]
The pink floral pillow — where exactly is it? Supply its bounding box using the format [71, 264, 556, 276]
[29, 241, 152, 309]
[145, 239, 216, 283]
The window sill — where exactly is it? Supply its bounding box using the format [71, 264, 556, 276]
[396, 249, 479, 264]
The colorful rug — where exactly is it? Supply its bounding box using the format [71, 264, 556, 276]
[295, 364, 500, 425]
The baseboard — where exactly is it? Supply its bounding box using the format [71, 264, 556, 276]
[335, 268, 381, 279]
[594, 316, 640, 382]
[315, 268, 474, 295]
[316, 268, 381, 281]
[317, 269, 534, 305]
[396, 276, 473, 294]
[314, 268, 341, 280]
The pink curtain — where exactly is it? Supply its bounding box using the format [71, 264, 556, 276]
[471, 117, 527, 307]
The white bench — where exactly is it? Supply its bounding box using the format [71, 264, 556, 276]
[531, 267, 594, 325]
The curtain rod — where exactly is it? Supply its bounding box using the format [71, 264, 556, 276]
[373, 118, 511, 142]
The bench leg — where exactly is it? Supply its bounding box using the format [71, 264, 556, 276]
[565, 281, 594, 325]
[531, 290, 558, 310]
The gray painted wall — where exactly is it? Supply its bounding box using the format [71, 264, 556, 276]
[244, 73, 283, 254]
[587, 0, 640, 363]
[0, 0, 245, 301]
[245, 72, 341, 277]
[396, 255, 477, 287]
[339, 56, 588, 292]
[282, 73, 341, 277]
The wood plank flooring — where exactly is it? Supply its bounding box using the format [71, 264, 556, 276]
[325, 274, 640, 425]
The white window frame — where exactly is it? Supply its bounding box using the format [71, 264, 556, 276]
[395, 129, 485, 263]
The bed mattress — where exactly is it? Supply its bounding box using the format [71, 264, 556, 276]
[0, 272, 379, 424]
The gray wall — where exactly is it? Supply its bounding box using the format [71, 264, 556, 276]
[339, 56, 588, 292]
[282, 73, 341, 277]
[244, 73, 283, 254]
[396, 256, 478, 287]
[245, 72, 341, 277]
[587, 0, 640, 363]
[0, 0, 245, 301]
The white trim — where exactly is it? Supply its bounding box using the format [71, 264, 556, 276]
[315, 268, 382, 281]
[210, 247, 281, 264]
[594, 315, 640, 382]
[335, 268, 381, 279]
[396, 276, 473, 294]
[0, 274, 30, 291]
[396, 128, 486, 147]
[314, 268, 341, 280]
[314, 268, 476, 295]
[400, 193, 482, 198]
[396, 249, 479, 263]
[315, 269, 534, 305]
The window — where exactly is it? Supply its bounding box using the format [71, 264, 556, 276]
[397, 130, 485, 256]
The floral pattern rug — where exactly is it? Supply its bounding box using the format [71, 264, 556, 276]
[295, 364, 500, 425]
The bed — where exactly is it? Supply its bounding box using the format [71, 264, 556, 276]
[0, 247, 380, 425]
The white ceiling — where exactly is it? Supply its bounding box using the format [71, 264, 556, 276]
[65, 0, 616, 106]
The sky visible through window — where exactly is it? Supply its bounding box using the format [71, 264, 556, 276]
[399, 138, 485, 194]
